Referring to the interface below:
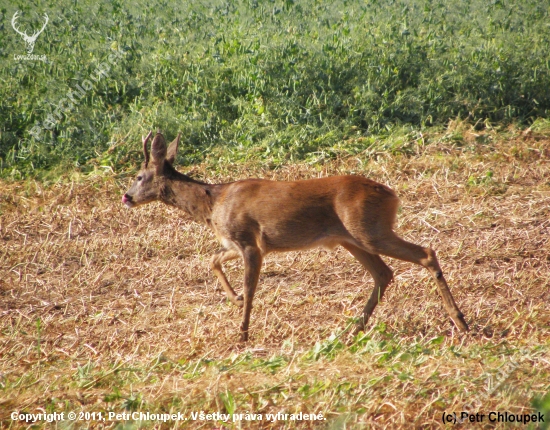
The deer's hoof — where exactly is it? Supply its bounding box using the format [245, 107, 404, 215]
[353, 324, 365, 337]
[231, 295, 244, 307]
[453, 313, 470, 332]
[239, 331, 249, 342]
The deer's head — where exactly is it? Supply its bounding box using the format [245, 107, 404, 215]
[122, 131, 180, 208]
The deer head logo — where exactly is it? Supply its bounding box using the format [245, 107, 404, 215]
[11, 11, 49, 54]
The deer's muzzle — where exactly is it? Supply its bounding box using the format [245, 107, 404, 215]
[122, 193, 134, 207]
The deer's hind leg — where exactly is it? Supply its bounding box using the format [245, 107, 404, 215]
[367, 233, 469, 332]
[342, 243, 394, 334]
[210, 249, 243, 307]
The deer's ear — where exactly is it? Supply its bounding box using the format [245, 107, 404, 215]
[166, 133, 181, 165]
[151, 132, 167, 164]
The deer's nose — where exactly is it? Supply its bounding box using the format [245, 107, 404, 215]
[122, 194, 132, 203]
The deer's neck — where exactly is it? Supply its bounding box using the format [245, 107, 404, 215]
[160, 177, 220, 227]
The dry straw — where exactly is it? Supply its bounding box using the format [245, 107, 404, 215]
[1, 128, 549, 428]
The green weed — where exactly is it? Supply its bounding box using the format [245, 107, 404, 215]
[2, 0, 550, 178]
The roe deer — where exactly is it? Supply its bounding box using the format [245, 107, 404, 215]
[122, 131, 469, 341]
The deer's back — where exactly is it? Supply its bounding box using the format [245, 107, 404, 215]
[209, 175, 399, 254]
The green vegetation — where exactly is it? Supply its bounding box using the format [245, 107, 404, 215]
[1, 0, 550, 178]
[10, 327, 548, 427]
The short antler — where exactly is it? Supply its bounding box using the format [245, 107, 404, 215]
[142, 131, 153, 166]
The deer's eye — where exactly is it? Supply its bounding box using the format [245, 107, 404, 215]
[137, 175, 143, 181]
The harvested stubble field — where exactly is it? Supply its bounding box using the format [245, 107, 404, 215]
[1, 129, 549, 429]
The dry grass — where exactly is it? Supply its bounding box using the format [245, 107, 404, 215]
[1, 129, 549, 429]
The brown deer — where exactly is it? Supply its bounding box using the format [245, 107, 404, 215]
[122, 131, 469, 341]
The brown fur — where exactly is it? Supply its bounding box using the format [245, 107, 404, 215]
[123, 132, 469, 341]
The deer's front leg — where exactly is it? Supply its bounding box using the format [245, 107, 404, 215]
[210, 249, 243, 307]
[240, 246, 262, 342]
